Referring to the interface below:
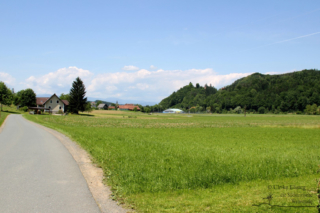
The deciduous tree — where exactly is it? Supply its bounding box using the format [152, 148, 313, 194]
[20, 89, 36, 107]
[0, 82, 13, 111]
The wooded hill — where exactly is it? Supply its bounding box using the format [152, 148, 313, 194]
[159, 69, 320, 113]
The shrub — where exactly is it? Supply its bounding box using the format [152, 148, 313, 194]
[19, 106, 28, 112]
[233, 106, 242, 114]
[258, 107, 265, 114]
[57, 110, 63, 114]
[296, 111, 302, 114]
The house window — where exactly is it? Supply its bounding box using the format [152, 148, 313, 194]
[50, 100, 52, 103]
[57, 100, 59, 103]
[49, 106, 51, 109]
[59, 106, 61, 109]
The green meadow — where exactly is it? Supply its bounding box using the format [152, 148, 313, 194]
[24, 111, 320, 212]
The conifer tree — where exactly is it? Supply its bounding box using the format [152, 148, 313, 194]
[69, 77, 87, 114]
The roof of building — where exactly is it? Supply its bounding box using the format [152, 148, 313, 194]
[118, 104, 140, 110]
[164, 108, 183, 112]
[62, 100, 69, 105]
[36, 94, 69, 106]
[108, 106, 115, 109]
[97, 103, 106, 108]
[36, 97, 48, 105]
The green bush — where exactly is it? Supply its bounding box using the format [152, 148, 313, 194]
[258, 107, 265, 114]
[233, 106, 242, 114]
[19, 106, 28, 112]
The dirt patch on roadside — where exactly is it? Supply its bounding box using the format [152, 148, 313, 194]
[26, 119, 131, 213]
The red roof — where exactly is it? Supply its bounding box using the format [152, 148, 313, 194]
[118, 104, 140, 110]
[36, 97, 49, 105]
[62, 100, 69, 105]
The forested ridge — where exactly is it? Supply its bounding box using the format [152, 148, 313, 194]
[159, 69, 320, 113]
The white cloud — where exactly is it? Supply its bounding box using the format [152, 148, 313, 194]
[0, 72, 15, 86]
[86, 68, 252, 101]
[150, 65, 157, 70]
[22, 66, 254, 102]
[264, 69, 296, 75]
[122, 65, 139, 71]
[25, 66, 93, 95]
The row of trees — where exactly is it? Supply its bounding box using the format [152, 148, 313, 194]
[0, 83, 36, 112]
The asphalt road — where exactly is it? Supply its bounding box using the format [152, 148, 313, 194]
[0, 115, 101, 213]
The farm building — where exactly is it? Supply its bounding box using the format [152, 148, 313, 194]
[118, 104, 140, 111]
[108, 106, 116, 110]
[36, 94, 69, 113]
[91, 102, 96, 108]
[97, 103, 108, 110]
[163, 108, 184, 113]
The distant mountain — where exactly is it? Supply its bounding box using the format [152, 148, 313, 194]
[36, 94, 53, 97]
[159, 69, 320, 113]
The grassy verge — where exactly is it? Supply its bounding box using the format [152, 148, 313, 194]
[24, 112, 320, 212]
[0, 111, 10, 127]
[0, 105, 20, 127]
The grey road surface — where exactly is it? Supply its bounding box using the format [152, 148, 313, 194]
[0, 115, 101, 213]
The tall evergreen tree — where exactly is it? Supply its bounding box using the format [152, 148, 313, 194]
[69, 77, 87, 114]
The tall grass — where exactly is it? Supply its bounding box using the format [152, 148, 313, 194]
[25, 114, 320, 196]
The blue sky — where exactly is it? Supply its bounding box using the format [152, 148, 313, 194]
[0, 0, 319, 102]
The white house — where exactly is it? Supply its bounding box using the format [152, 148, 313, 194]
[36, 94, 69, 113]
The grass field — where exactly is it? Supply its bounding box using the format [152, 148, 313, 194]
[24, 110, 320, 212]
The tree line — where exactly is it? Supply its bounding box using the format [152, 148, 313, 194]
[0, 77, 89, 114]
[158, 69, 320, 114]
